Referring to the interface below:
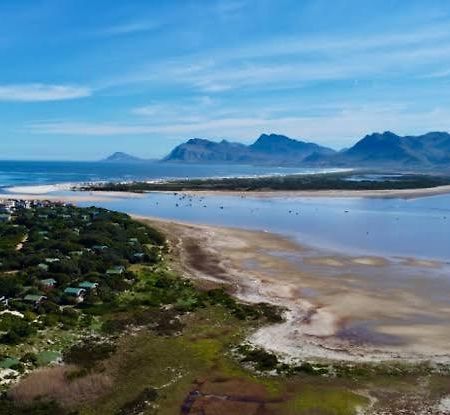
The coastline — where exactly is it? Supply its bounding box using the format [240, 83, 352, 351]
[2, 181, 450, 203]
[157, 183, 450, 199]
[135, 215, 450, 364]
[2, 190, 450, 363]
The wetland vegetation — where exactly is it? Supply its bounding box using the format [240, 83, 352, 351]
[77, 171, 450, 193]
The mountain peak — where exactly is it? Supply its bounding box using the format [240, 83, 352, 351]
[164, 133, 335, 164]
[104, 152, 143, 162]
[254, 133, 298, 144]
[363, 131, 400, 141]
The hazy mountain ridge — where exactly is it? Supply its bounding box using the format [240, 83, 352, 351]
[105, 131, 450, 168]
[104, 152, 145, 162]
[163, 133, 336, 165]
[332, 131, 450, 167]
[164, 131, 450, 168]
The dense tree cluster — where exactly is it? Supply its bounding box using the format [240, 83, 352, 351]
[0, 203, 166, 342]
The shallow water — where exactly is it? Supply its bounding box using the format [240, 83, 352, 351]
[78, 192, 450, 262]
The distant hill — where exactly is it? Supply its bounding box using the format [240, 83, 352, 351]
[163, 134, 336, 165]
[163, 138, 251, 163]
[332, 131, 450, 167]
[109, 131, 450, 169]
[103, 152, 144, 163]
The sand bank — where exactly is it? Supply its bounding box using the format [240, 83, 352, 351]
[136, 215, 450, 363]
[164, 184, 450, 199]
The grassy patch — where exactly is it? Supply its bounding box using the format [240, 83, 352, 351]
[284, 386, 369, 415]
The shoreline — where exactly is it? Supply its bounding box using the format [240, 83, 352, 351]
[2, 192, 449, 363]
[2, 182, 450, 203]
[136, 215, 450, 364]
[152, 183, 450, 199]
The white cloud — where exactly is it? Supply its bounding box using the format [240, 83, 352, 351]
[131, 96, 219, 122]
[97, 20, 161, 36]
[101, 23, 450, 93]
[0, 84, 91, 102]
[27, 106, 450, 149]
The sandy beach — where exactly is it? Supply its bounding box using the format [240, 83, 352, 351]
[163, 184, 450, 199]
[137, 215, 450, 364]
[3, 182, 450, 204]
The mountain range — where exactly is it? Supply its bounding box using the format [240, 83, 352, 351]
[105, 131, 450, 168]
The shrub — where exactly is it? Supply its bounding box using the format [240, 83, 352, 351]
[63, 339, 116, 368]
[238, 346, 279, 371]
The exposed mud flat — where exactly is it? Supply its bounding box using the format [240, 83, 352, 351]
[138, 216, 450, 364]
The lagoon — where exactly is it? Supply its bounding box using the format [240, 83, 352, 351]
[79, 191, 450, 262]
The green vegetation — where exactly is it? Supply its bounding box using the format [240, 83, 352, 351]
[77, 171, 450, 193]
[1, 202, 449, 415]
[285, 387, 369, 415]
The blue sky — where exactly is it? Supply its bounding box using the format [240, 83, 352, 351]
[1, 0, 450, 160]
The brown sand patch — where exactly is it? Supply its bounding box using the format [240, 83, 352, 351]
[352, 257, 387, 266]
[304, 257, 346, 267]
[402, 258, 443, 268]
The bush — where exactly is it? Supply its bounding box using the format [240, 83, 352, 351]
[20, 352, 38, 366]
[63, 339, 116, 368]
[117, 387, 158, 415]
[0, 315, 36, 344]
[238, 345, 279, 371]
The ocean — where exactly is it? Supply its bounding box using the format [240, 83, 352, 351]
[0, 160, 341, 192]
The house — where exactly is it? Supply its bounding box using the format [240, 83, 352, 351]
[129, 238, 139, 244]
[78, 281, 98, 291]
[45, 258, 60, 264]
[106, 266, 125, 276]
[40, 278, 57, 289]
[0, 296, 9, 307]
[92, 245, 108, 251]
[63, 287, 86, 303]
[133, 253, 145, 260]
[24, 294, 47, 306]
[38, 263, 49, 272]
[0, 213, 11, 222]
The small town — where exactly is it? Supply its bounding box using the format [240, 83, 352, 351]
[0, 200, 165, 384]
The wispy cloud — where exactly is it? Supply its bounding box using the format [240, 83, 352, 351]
[103, 23, 450, 93]
[0, 84, 91, 102]
[96, 20, 162, 37]
[27, 105, 450, 149]
[216, 0, 248, 16]
[131, 96, 218, 121]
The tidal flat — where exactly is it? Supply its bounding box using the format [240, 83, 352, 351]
[141, 217, 450, 363]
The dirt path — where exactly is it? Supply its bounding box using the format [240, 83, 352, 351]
[15, 234, 28, 251]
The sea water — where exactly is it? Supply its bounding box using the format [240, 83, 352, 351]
[0, 160, 339, 191]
